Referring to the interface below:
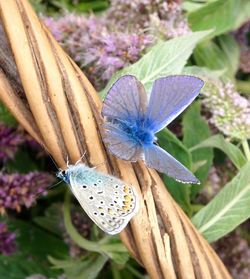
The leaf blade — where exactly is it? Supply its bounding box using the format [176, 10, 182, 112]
[188, 0, 250, 38]
[190, 135, 247, 170]
[192, 162, 250, 242]
[100, 30, 212, 98]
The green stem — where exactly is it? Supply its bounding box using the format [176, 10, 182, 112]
[63, 189, 100, 252]
[242, 140, 250, 161]
[236, 80, 250, 95]
[126, 264, 146, 279]
[111, 264, 122, 279]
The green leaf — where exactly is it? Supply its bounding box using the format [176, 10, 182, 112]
[99, 237, 130, 265]
[49, 254, 108, 279]
[0, 219, 68, 278]
[100, 30, 212, 98]
[182, 102, 213, 197]
[192, 162, 250, 242]
[190, 135, 247, 170]
[193, 36, 239, 79]
[6, 149, 38, 173]
[182, 66, 225, 79]
[33, 203, 64, 236]
[0, 102, 17, 126]
[217, 34, 240, 77]
[188, 0, 250, 38]
[157, 129, 193, 214]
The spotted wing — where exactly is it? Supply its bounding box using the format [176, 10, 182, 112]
[145, 75, 204, 133]
[68, 164, 139, 235]
[144, 144, 199, 184]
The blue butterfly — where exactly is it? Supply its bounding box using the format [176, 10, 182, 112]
[102, 75, 204, 184]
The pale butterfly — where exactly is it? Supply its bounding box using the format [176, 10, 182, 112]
[57, 162, 139, 235]
[102, 75, 204, 184]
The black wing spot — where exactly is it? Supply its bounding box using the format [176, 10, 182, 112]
[94, 212, 97, 215]
[115, 185, 119, 189]
[101, 213, 104, 216]
[82, 185, 87, 188]
[93, 183, 97, 186]
[89, 196, 94, 200]
[100, 201, 104, 204]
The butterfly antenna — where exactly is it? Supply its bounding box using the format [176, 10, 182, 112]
[93, 160, 108, 169]
[75, 150, 87, 165]
[35, 140, 69, 171]
[35, 179, 64, 200]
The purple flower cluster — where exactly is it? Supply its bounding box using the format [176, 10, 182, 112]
[202, 81, 250, 140]
[213, 229, 250, 279]
[43, 1, 189, 90]
[234, 21, 250, 73]
[0, 172, 54, 214]
[107, 0, 190, 39]
[0, 123, 23, 162]
[0, 222, 16, 255]
[43, 15, 152, 90]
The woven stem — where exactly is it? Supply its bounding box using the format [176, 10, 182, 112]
[0, 1, 231, 278]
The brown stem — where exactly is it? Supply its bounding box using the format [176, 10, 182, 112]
[0, 1, 232, 278]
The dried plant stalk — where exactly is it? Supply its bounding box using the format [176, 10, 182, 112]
[0, 1, 232, 278]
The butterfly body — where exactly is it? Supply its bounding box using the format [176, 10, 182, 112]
[102, 75, 204, 184]
[112, 119, 156, 147]
[57, 163, 138, 235]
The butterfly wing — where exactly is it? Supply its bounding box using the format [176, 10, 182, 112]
[145, 75, 204, 133]
[102, 75, 148, 123]
[144, 144, 199, 184]
[103, 123, 142, 161]
[68, 164, 139, 235]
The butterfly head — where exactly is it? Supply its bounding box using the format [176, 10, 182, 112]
[56, 169, 70, 184]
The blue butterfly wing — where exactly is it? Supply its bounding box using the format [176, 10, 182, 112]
[103, 123, 142, 161]
[102, 75, 148, 123]
[145, 75, 204, 133]
[144, 144, 199, 184]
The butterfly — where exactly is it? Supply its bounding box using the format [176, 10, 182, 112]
[57, 162, 139, 235]
[102, 75, 204, 184]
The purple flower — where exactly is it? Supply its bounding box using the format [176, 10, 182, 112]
[43, 14, 152, 90]
[0, 172, 55, 214]
[202, 81, 250, 140]
[0, 222, 16, 255]
[0, 123, 23, 162]
[107, 0, 190, 39]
